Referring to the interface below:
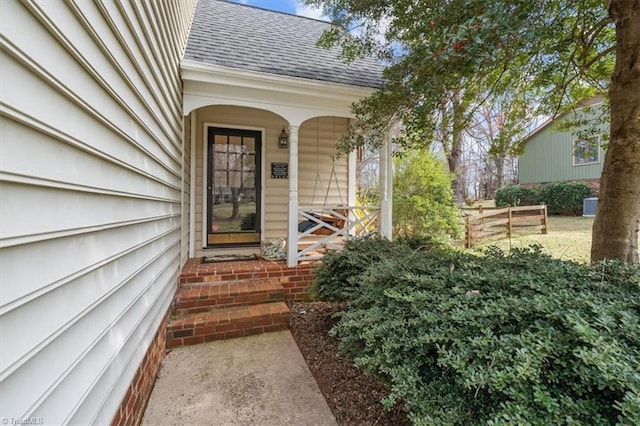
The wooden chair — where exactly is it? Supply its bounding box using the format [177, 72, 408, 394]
[311, 208, 347, 235]
[298, 207, 348, 235]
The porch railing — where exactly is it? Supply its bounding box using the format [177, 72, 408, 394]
[296, 205, 380, 262]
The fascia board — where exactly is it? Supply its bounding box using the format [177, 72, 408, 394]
[181, 59, 376, 102]
[183, 79, 351, 111]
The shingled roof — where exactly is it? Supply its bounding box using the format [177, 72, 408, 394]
[184, 0, 385, 88]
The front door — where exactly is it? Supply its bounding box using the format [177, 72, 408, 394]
[207, 127, 261, 246]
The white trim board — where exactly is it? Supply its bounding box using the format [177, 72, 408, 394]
[181, 60, 375, 126]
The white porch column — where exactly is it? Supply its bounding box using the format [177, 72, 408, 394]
[386, 131, 393, 240]
[189, 112, 196, 257]
[348, 150, 357, 206]
[287, 125, 300, 267]
[379, 131, 393, 239]
[347, 149, 357, 235]
[181, 115, 186, 264]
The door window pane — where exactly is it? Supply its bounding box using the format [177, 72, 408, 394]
[209, 129, 260, 236]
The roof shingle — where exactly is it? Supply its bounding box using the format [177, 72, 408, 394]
[184, 0, 384, 88]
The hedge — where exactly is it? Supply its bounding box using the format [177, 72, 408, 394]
[315, 240, 640, 425]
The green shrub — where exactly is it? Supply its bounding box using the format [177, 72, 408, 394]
[313, 235, 449, 302]
[358, 187, 379, 206]
[537, 181, 592, 215]
[394, 234, 452, 252]
[312, 235, 409, 302]
[494, 185, 538, 207]
[240, 212, 256, 230]
[326, 239, 640, 425]
[393, 150, 462, 239]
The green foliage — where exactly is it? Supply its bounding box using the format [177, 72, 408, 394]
[306, 0, 615, 154]
[495, 182, 592, 214]
[469, 95, 531, 162]
[393, 150, 462, 239]
[313, 235, 403, 302]
[313, 235, 448, 302]
[553, 103, 611, 146]
[494, 185, 538, 207]
[240, 213, 256, 230]
[537, 181, 593, 215]
[357, 187, 379, 206]
[322, 238, 640, 425]
[306, 0, 640, 264]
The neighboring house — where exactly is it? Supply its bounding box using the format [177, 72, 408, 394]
[0, 1, 387, 425]
[518, 97, 608, 194]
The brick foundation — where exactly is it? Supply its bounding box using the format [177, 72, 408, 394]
[279, 265, 316, 301]
[111, 310, 169, 426]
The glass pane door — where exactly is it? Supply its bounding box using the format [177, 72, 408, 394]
[207, 128, 261, 246]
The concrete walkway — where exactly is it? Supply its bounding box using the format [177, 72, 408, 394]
[142, 331, 337, 426]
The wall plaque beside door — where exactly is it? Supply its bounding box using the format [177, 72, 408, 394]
[271, 162, 288, 179]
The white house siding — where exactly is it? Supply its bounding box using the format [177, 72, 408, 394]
[193, 106, 348, 254]
[0, 1, 194, 424]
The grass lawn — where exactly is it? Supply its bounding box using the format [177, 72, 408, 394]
[211, 203, 256, 232]
[470, 215, 594, 263]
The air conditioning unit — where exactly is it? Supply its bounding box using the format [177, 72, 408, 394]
[583, 197, 598, 217]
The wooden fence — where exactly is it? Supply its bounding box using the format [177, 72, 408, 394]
[464, 205, 548, 248]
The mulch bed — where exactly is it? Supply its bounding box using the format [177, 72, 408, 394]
[289, 302, 409, 426]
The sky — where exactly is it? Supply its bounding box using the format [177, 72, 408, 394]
[229, 0, 327, 20]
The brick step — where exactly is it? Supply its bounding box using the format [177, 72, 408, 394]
[173, 278, 284, 315]
[167, 302, 290, 348]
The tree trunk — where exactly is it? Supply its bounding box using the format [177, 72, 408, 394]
[591, 0, 640, 263]
[230, 188, 241, 220]
[447, 148, 464, 204]
[449, 97, 465, 205]
[493, 156, 505, 197]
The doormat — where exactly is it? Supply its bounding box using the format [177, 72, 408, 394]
[202, 254, 258, 263]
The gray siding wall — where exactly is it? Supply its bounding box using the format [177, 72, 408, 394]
[0, 1, 194, 423]
[519, 109, 607, 184]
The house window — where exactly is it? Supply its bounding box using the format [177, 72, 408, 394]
[573, 137, 600, 165]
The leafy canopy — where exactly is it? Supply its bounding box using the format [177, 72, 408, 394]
[306, 0, 615, 151]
